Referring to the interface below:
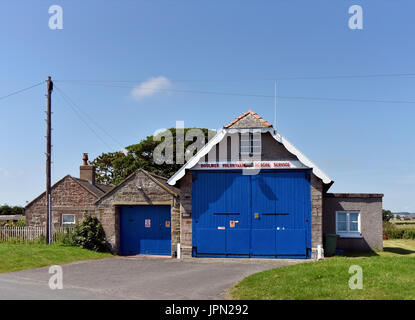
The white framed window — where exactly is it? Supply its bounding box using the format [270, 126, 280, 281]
[240, 132, 261, 155]
[336, 211, 362, 238]
[62, 214, 76, 227]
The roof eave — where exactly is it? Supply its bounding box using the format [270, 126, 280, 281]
[167, 127, 333, 186]
[95, 169, 178, 204]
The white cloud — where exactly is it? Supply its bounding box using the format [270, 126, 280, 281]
[0, 169, 24, 177]
[131, 76, 171, 101]
[1, 169, 11, 177]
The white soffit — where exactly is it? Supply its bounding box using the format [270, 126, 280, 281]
[167, 128, 332, 185]
[167, 129, 227, 185]
[271, 130, 332, 184]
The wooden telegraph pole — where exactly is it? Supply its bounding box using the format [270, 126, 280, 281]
[46, 76, 53, 244]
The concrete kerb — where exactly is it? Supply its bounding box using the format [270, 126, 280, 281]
[180, 257, 312, 265]
[119, 255, 314, 266]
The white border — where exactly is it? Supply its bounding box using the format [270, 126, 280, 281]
[167, 128, 332, 185]
[193, 160, 308, 170]
[335, 210, 362, 238]
[61, 213, 76, 226]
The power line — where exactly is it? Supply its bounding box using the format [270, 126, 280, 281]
[56, 73, 415, 83]
[54, 85, 116, 151]
[57, 81, 415, 105]
[276, 95, 415, 105]
[265, 73, 415, 81]
[0, 81, 44, 101]
[55, 85, 124, 148]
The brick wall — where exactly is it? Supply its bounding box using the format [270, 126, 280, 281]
[25, 175, 98, 229]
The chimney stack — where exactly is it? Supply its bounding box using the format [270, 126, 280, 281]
[80, 153, 96, 185]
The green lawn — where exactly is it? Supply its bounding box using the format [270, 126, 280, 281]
[0, 243, 113, 273]
[230, 240, 415, 300]
[382, 239, 415, 257]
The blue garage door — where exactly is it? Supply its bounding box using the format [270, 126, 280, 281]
[192, 170, 311, 258]
[120, 205, 171, 256]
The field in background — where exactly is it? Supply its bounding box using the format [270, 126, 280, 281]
[391, 220, 415, 230]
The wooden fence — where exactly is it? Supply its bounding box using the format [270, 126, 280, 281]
[0, 226, 74, 243]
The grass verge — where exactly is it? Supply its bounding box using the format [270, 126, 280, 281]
[230, 240, 415, 300]
[0, 243, 112, 273]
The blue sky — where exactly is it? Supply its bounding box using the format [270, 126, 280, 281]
[0, 1, 414, 212]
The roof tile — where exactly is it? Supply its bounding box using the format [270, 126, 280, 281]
[224, 110, 273, 128]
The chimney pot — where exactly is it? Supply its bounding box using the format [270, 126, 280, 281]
[82, 153, 89, 166]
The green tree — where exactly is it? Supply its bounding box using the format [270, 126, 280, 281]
[0, 204, 24, 215]
[382, 209, 393, 222]
[90, 128, 214, 185]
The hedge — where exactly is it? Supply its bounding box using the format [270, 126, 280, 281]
[384, 229, 415, 240]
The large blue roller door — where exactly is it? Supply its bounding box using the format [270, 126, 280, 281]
[192, 170, 311, 258]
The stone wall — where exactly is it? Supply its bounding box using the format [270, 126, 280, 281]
[261, 133, 299, 161]
[25, 175, 97, 228]
[95, 171, 178, 255]
[178, 170, 193, 257]
[310, 173, 324, 259]
[203, 132, 299, 162]
[323, 193, 383, 251]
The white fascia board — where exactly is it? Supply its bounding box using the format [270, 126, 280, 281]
[271, 130, 332, 184]
[167, 127, 332, 185]
[167, 129, 227, 185]
[226, 128, 270, 134]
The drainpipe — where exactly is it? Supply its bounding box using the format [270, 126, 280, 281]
[177, 243, 181, 260]
[317, 245, 323, 260]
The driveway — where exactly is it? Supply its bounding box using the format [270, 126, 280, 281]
[0, 257, 304, 300]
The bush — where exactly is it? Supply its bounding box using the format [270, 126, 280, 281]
[72, 212, 108, 252]
[384, 229, 405, 239]
[383, 221, 397, 239]
[35, 234, 46, 244]
[403, 230, 415, 240]
[383, 227, 415, 240]
[383, 221, 396, 233]
[16, 218, 26, 227]
[54, 228, 75, 245]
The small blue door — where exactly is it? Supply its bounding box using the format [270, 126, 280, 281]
[120, 205, 171, 255]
